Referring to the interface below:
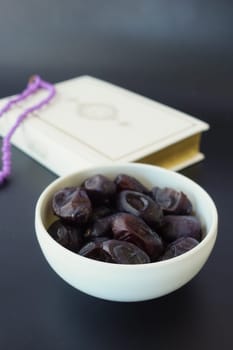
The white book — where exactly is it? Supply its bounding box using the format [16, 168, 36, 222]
[0, 76, 209, 176]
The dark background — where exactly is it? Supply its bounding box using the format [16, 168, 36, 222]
[1, 0, 233, 122]
[0, 1, 233, 349]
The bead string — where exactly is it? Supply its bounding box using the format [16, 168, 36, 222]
[0, 75, 56, 185]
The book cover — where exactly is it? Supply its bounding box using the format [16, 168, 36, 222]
[0, 76, 209, 176]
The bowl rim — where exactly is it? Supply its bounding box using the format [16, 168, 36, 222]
[35, 163, 218, 269]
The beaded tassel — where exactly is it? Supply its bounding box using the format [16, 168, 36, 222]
[0, 75, 56, 184]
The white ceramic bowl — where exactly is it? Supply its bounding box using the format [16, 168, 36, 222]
[35, 163, 218, 302]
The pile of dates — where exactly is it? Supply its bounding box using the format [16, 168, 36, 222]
[48, 173, 202, 264]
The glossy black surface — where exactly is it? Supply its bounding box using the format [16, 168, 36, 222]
[0, 1, 233, 349]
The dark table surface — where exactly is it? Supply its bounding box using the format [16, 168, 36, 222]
[0, 93, 232, 350]
[0, 1, 233, 349]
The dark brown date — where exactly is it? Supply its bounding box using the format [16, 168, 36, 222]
[161, 237, 199, 260]
[84, 214, 116, 239]
[52, 187, 92, 224]
[48, 220, 83, 253]
[112, 213, 163, 260]
[102, 240, 150, 264]
[78, 241, 113, 262]
[79, 239, 150, 264]
[117, 190, 163, 227]
[159, 215, 202, 242]
[114, 174, 149, 194]
[83, 174, 116, 204]
[151, 187, 192, 215]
